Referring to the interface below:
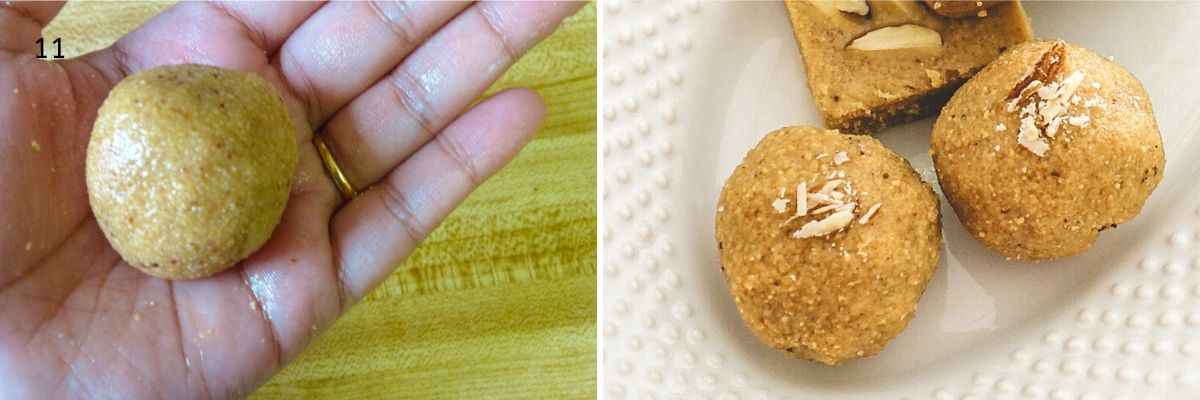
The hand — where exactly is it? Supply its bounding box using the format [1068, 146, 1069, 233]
[0, 1, 583, 397]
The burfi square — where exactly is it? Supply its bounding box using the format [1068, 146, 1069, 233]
[785, 0, 1033, 134]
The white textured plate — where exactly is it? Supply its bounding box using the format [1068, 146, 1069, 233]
[601, 1, 1200, 399]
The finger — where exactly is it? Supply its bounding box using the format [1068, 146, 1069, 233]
[0, 1, 66, 54]
[320, 1, 583, 190]
[330, 88, 545, 305]
[275, 1, 471, 126]
[70, 1, 327, 152]
[202, 1, 325, 55]
[75, 1, 322, 86]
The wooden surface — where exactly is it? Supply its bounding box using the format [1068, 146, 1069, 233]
[44, 2, 597, 398]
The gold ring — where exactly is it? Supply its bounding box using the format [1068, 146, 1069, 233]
[313, 134, 358, 202]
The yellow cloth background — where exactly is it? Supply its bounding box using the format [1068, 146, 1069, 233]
[44, 2, 597, 398]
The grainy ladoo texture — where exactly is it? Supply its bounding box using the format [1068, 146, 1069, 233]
[86, 64, 298, 280]
[784, 0, 1033, 134]
[715, 126, 941, 364]
[931, 40, 1165, 260]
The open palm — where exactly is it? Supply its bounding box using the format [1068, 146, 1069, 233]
[0, 1, 582, 397]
